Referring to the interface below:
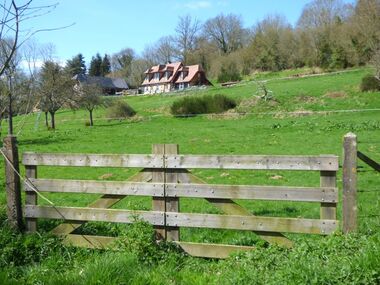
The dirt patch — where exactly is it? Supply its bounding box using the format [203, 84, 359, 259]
[99, 173, 113, 180]
[147, 106, 171, 115]
[274, 110, 314, 118]
[237, 97, 261, 111]
[206, 110, 246, 120]
[295, 94, 320, 104]
[270, 175, 283, 180]
[324, 91, 348, 99]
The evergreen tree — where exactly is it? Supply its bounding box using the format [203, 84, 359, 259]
[89, 53, 102, 76]
[101, 54, 111, 76]
[65, 53, 86, 76]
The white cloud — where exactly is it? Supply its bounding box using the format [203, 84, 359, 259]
[184, 1, 212, 9]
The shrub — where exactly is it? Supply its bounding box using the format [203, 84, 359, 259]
[170, 94, 236, 116]
[106, 100, 136, 119]
[217, 62, 242, 83]
[360, 75, 380, 92]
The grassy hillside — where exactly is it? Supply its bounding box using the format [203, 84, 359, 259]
[0, 67, 379, 284]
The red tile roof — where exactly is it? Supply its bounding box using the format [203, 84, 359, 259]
[142, 62, 183, 86]
[175, 64, 202, 84]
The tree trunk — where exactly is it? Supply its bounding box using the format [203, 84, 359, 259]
[8, 94, 13, 135]
[89, 109, 94, 126]
[50, 111, 55, 130]
[45, 112, 49, 128]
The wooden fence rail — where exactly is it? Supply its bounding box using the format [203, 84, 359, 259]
[1, 133, 360, 258]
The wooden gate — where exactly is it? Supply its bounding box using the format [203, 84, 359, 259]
[19, 144, 340, 258]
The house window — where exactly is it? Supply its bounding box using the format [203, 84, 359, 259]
[166, 71, 172, 78]
[154, 73, 160, 80]
[179, 83, 184, 90]
[184, 83, 189, 88]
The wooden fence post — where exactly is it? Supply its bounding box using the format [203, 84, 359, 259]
[165, 144, 180, 241]
[2, 135, 23, 231]
[152, 144, 166, 239]
[343, 132, 357, 233]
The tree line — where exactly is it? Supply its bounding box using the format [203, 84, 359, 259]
[99, 0, 378, 86]
[53, 0, 380, 87]
[0, 0, 379, 136]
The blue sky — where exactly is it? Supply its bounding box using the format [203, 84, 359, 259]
[28, 0, 352, 65]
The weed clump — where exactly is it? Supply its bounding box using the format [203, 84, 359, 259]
[171, 94, 236, 116]
[106, 100, 136, 119]
[116, 219, 185, 265]
[360, 75, 380, 92]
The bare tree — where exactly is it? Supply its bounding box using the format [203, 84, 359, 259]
[111, 48, 135, 73]
[74, 83, 103, 126]
[350, 0, 380, 62]
[203, 13, 245, 54]
[0, 81, 7, 137]
[156, 36, 177, 64]
[0, 1, 71, 135]
[39, 60, 73, 129]
[372, 48, 380, 79]
[0, 38, 23, 134]
[175, 15, 200, 64]
[127, 58, 152, 88]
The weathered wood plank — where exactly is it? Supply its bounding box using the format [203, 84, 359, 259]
[166, 155, 338, 171]
[166, 183, 338, 202]
[25, 165, 37, 232]
[343, 133, 358, 233]
[25, 205, 165, 225]
[166, 212, 338, 235]
[26, 179, 164, 196]
[22, 152, 163, 168]
[178, 172, 293, 247]
[165, 144, 180, 241]
[50, 169, 153, 235]
[320, 171, 337, 220]
[152, 144, 166, 239]
[63, 234, 117, 249]
[61, 235, 256, 259]
[174, 241, 255, 259]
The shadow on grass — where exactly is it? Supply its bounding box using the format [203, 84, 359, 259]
[19, 136, 72, 146]
[254, 206, 298, 216]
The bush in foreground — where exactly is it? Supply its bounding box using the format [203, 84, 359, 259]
[106, 100, 136, 119]
[171, 94, 236, 116]
[360, 75, 380, 92]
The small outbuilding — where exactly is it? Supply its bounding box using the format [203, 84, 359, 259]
[73, 74, 129, 95]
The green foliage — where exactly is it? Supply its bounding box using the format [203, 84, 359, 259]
[0, 67, 379, 284]
[65, 53, 86, 76]
[89, 53, 102, 76]
[116, 219, 185, 266]
[106, 100, 136, 119]
[360, 75, 380, 92]
[217, 62, 242, 83]
[89, 53, 111, 76]
[171, 94, 236, 116]
[101, 54, 111, 76]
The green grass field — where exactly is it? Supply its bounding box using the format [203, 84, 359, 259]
[0, 67, 379, 284]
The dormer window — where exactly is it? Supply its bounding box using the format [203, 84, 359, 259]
[181, 71, 188, 79]
[154, 73, 160, 80]
[165, 71, 172, 78]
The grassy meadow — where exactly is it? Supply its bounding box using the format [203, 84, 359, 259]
[0, 67, 379, 284]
